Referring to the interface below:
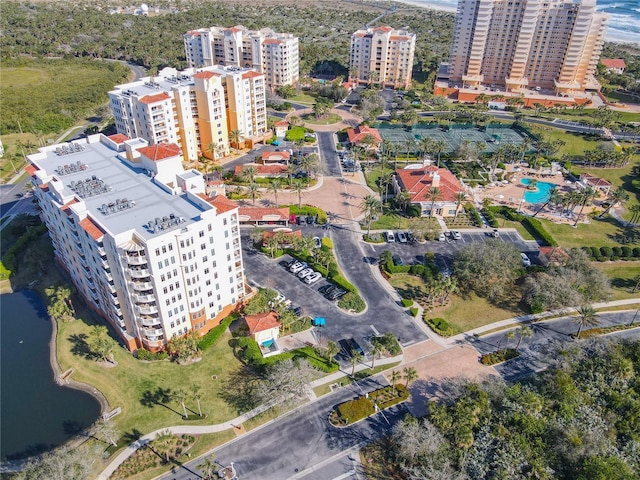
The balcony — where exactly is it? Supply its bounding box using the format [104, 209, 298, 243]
[131, 281, 153, 291]
[136, 304, 159, 315]
[126, 255, 148, 266]
[134, 293, 156, 303]
[142, 337, 164, 349]
[128, 268, 151, 279]
[140, 317, 162, 328]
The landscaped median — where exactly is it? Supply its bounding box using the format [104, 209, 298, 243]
[328, 384, 409, 427]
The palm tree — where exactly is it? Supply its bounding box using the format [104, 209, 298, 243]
[379, 171, 394, 199]
[291, 179, 305, 207]
[390, 370, 402, 395]
[599, 186, 629, 218]
[515, 326, 532, 350]
[350, 350, 363, 377]
[325, 340, 339, 362]
[369, 342, 384, 369]
[247, 183, 260, 206]
[174, 388, 188, 418]
[300, 153, 319, 187]
[573, 186, 598, 227]
[191, 384, 203, 417]
[453, 191, 466, 222]
[240, 165, 257, 184]
[199, 454, 217, 480]
[532, 186, 559, 218]
[285, 163, 297, 186]
[403, 366, 418, 387]
[573, 305, 599, 340]
[229, 129, 243, 153]
[360, 194, 382, 234]
[427, 187, 441, 218]
[432, 140, 447, 168]
[268, 179, 283, 208]
[154, 430, 174, 463]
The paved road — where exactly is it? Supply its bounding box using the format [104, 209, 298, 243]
[317, 132, 341, 177]
[159, 375, 402, 480]
[467, 310, 640, 380]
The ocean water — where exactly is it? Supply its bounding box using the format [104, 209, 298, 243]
[397, 0, 639, 44]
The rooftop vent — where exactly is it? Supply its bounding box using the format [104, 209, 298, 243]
[54, 143, 85, 156]
[69, 176, 112, 198]
[55, 160, 88, 175]
[100, 198, 136, 215]
[146, 213, 186, 233]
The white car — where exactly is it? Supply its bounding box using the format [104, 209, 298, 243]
[451, 231, 462, 240]
[438, 233, 446, 242]
[290, 261, 307, 273]
[385, 231, 395, 243]
[521, 253, 531, 267]
[297, 267, 314, 279]
[397, 231, 407, 243]
[304, 271, 323, 284]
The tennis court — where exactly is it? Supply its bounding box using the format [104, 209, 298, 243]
[377, 123, 525, 154]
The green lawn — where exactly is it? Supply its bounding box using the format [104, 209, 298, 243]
[594, 261, 640, 300]
[301, 113, 342, 125]
[539, 215, 639, 248]
[288, 92, 317, 105]
[370, 213, 413, 230]
[527, 125, 604, 157]
[388, 274, 522, 332]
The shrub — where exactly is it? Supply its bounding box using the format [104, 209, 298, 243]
[337, 396, 375, 421]
[612, 247, 622, 258]
[409, 264, 425, 276]
[321, 237, 333, 249]
[409, 307, 419, 317]
[464, 202, 483, 227]
[401, 298, 414, 308]
[338, 292, 366, 313]
[287, 204, 327, 224]
[634, 247, 640, 258]
[521, 217, 557, 246]
[480, 348, 519, 365]
[198, 313, 238, 351]
[482, 208, 499, 228]
[600, 246, 613, 258]
[136, 349, 169, 361]
[425, 317, 455, 337]
[621, 246, 632, 258]
[371, 333, 401, 356]
[408, 204, 422, 217]
[363, 233, 384, 243]
[331, 274, 357, 293]
[590, 246, 600, 259]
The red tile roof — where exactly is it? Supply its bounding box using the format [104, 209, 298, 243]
[137, 143, 182, 162]
[186, 31, 202, 36]
[347, 126, 382, 145]
[138, 92, 171, 104]
[395, 166, 464, 203]
[39, 183, 49, 192]
[581, 173, 612, 187]
[227, 27, 242, 33]
[108, 134, 129, 144]
[263, 39, 282, 45]
[274, 120, 289, 127]
[25, 165, 38, 177]
[238, 205, 289, 221]
[193, 71, 221, 79]
[374, 26, 394, 33]
[261, 151, 291, 162]
[61, 198, 79, 216]
[390, 36, 409, 41]
[198, 194, 238, 214]
[242, 70, 263, 80]
[601, 58, 626, 69]
[245, 311, 280, 334]
[235, 164, 288, 176]
[79, 217, 105, 241]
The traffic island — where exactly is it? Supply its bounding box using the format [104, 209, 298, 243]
[328, 384, 409, 427]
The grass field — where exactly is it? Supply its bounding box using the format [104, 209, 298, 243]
[528, 125, 604, 156]
[288, 92, 317, 105]
[539, 215, 639, 248]
[594, 261, 640, 300]
[389, 274, 522, 332]
[301, 113, 342, 125]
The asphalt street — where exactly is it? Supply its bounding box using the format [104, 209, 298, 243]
[159, 375, 403, 480]
[466, 310, 640, 380]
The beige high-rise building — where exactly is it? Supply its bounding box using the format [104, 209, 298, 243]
[109, 65, 267, 163]
[184, 26, 299, 91]
[447, 0, 606, 94]
[349, 26, 416, 90]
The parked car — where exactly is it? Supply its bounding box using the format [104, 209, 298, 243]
[489, 229, 499, 238]
[297, 267, 314, 279]
[397, 231, 407, 243]
[385, 231, 396, 243]
[438, 233, 446, 242]
[345, 338, 365, 356]
[392, 255, 404, 266]
[521, 253, 532, 267]
[313, 237, 322, 249]
[290, 261, 307, 273]
[319, 285, 333, 294]
[406, 231, 415, 243]
[304, 271, 323, 284]
[451, 231, 462, 240]
[327, 289, 346, 300]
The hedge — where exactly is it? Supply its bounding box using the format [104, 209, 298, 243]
[136, 349, 169, 361]
[464, 202, 483, 227]
[1, 223, 48, 278]
[521, 217, 557, 246]
[425, 317, 455, 337]
[582, 245, 639, 261]
[384, 260, 411, 275]
[337, 396, 374, 421]
[321, 237, 333, 249]
[480, 348, 520, 365]
[337, 292, 366, 312]
[401, 299, 414, 308]
[197, 313, 238, 351]
[409, 307, 419, 317]
[331, 273, 358, 293]
[287, 204, 327, 224]
[235, 338, 339, 372]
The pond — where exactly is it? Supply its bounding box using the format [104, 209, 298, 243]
[0, 290, 101, 460]
[521, 178, 556, 204]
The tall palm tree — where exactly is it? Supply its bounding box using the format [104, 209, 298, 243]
[427, 187, 441, 218]
[360, 194, 382, 234]
[432, 140, 447, 168]
[247, 183, 260, 206]
[229, 129, 243, 153]
[573, 305, 599, 340]
[515, 326, 532, 350]
[199, 454, 217, 480]
[453, 191, 466, 222]
[285, 163, 297, 186]
[369, 343, 384, 369]
[174, 388, 188, 418]
[599, 186, 629, 218]
[291, 179, 305, 208]
[573, 186, 598, 227]
[350, 350, 363, 377]
[268, 178, 283, 208]
[419, 137, 434, 160]
[403, 366, 418, 387]
[191, 384, 203, 417]
[154, 430, 174, 463]
[240, 165, 257, 183]
[532, 186, 559, 218]
[379, 171, 394, 199]
[325, 340, 339, 362]
[300, 153, 318, 187]
[390, 370, 402, 395]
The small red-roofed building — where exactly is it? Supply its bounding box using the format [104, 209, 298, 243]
[274, 120, 289, 138]
[238, 205, 290, 226]
[347, 126, 382, 149]
[261, 150, 291, 164]
[235, 163, 288, 178]
[600, 59, 626, 75]
[393, 165, 466, 217]
[137, 143, 182, 162]
[244, 311, 281, 355]
[580, 173, 612, 195]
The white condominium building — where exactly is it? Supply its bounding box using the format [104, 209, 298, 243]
[184, 26, 299, 91]
[109, 65, 267, 163]
[448, 0, 607, 94]
[28, 134, 246, 351]
[349, 26, 416, 90]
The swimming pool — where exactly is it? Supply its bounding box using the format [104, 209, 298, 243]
[521, 178, 556, 204]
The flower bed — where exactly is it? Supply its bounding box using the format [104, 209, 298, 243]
[480, 348, 519, 365]
[329, 385, 409, 426]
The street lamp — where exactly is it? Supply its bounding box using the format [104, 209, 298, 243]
[629, 309, 639, 326]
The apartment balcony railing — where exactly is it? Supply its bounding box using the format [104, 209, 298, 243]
[128, 268, 151, 279]
[134, 293, 156, 303]
[140, 317, 162, 328]
[125, 255, 148, 266]
[136, 304, 159, 315]
[130, 281, 153, 291]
